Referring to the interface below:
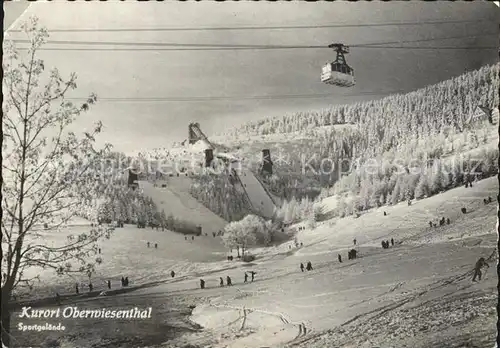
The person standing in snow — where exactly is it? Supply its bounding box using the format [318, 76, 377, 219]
[338, 254, 342, 263]
[472, 257, 489, 282]
[244, 272, 248, 283]
[390, 238, 394, 247]
[306, 261, 313, 271]
[300, 263, 305, 272]
[220, 277, 224, 287]
[350, 249, 357, 259]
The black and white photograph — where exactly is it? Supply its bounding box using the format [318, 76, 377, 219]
[2, 1, 499, 348]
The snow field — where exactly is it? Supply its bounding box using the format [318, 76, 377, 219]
[180, 177, 497, 347]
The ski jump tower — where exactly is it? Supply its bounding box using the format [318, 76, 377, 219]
[188, 123, 214, 149]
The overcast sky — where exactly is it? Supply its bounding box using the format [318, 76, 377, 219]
[4, 1, 499, 153]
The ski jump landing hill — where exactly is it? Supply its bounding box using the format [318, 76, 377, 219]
[137, 124, 278, 236]
[139, 178, 227, 238]
[218, 153, 277, 220]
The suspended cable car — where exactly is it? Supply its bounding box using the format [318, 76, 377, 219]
[321, 43, 355, 87]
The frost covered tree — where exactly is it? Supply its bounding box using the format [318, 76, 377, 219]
[160, 209, 167, 226]
[390, 177, 402, 205]
[97, 202, 113, 223]
[305, 206, 317, 229]
[336, 197, 347, 218]
[275, 196, 317, 224]
[221, 214, 271, 255]
[414, 174, 429, 199]
[240, 215, 272, 246]
[429, 160, 445, 194]
[1, 18, 113, 346]
[165, 213, 176, 230]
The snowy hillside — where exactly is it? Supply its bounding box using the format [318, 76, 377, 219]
[13, 176, 497, 348]
[171, 177, 497, 348]
[128, 65, 498, 241]
[209, 64, 500, 204]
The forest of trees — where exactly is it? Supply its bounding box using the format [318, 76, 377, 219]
[227, 64, 498, 143]
[274, 196, 320, 227]
[71, 152, 168, 227]
[189, 172, 253, 221]
[128, 64, 498, 223]
[229, 63, 499, 219]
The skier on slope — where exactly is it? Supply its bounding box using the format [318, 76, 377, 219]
[472, 257, 489, 282]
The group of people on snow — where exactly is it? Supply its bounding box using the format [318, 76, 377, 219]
[199, 271, 258, 289]
[381, 238, 395, 249]
[428, 217, 451, 228]
[72, 276, 129, 297]
[300, 261, 313, 272]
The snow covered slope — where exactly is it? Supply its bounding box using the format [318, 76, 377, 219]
[183, 177, 498, 348]
[14, 178, 497, 348]
[139, 179, 227, 236]
[237, 169, 277, 219]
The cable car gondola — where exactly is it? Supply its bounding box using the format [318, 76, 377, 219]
[321, 43, 355, 87]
